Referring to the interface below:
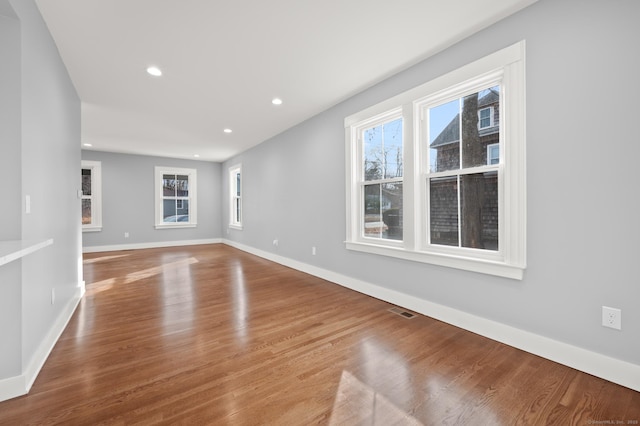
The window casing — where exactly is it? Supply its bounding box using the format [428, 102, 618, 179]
[81, 160, 102, 232]
[155, 166, 197, 229]
[229, 164, 242, 229]
[345, 42, 526, 279]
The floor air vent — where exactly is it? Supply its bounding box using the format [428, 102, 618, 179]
[388, 307, 417, 319]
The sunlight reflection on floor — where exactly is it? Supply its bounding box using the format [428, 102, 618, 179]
[124, 257, 198, 284]
[84, 277, 117, 296]
[329, 370, 423, 426]
[82, 254, 131, 264]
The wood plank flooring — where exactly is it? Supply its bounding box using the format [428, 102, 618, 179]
[0, 244, 638, 425]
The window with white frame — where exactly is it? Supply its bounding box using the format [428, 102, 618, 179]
[487, 143, 500, 165]
[155, 166, 197, 228]
[360, 114, 403, 241]
[345, 41, 526, 279]
[229, 164, 242, 229]
[81, 160, 102, 232]
[478, 107, 493, 129]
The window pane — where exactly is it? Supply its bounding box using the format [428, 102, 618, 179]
[363, 184, 382, 237]
[236, 172, 241, 196]
[176, 175, 189, 197]
[235, 198, 241, 222]
[383, 118, 403, 179]
[363, 118, 403, 181]
[364, 126, 383, 181]
[430, 176, 458, 246]
[82, 199, 92, 225]
[429, 86, 500, 172]
[463, 86, 500, 169]
[363, 183, 402, 240]
[163, 174, 176, 196]
[162, 199, 189, 223]
[81, 169, 92, 196]
[177, 199, 189, 217]
[382, 182, 403, 240]
[429, 99, 460, 172]
[460, 172, 498, 250]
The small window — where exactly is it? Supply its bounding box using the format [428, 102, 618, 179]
[155, 166, 197, 228]
[81, 160, 102, 232]
[478, 107, 493, 129]
[229, 164, 242, 229]
[487, 143, 500, 165]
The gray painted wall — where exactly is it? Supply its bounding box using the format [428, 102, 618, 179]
[0, 0, 81, 380]
[81, 151, 222, 248]
[223, 0, 640, 366]
[0, 4, 22, 379]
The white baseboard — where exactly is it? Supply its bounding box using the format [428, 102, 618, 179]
[0, 284, 84, 402]
[0, 375, 26, 403]
[223, 239, 640, 392]
[83, 238, 222, 253]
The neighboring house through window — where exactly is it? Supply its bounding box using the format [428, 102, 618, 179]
[155, 166, 197, 228]
[345, 41, 526, 279]
[81, 160, 102, 232]
[229, 164, 242, 229]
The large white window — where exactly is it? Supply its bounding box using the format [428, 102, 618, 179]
[229, 164, 242, 229]
[81, 160, 102, 232]
[155, 166, 197, 229]
[345, 42, 526, 279]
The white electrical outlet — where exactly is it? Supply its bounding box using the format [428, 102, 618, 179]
[312, 246, 316, 255]
[273, 239, 279, 247]
[51, 288, 55, 305]
[602, 306, 621, 330]
[124, 232, 129, 238]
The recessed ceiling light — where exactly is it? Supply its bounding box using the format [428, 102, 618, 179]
[224, 128, 233, 133]
[146, 66, 162, 77]
[83, 143, 92, 147]
[194, 154, 200, 158]
[272, 98, 283, 105]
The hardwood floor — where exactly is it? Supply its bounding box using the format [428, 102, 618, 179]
[1, 244, 638, 425]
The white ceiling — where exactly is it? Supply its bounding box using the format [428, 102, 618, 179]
[35, 0, 536, 162]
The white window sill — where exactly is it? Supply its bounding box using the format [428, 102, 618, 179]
[228, 224, 243, 231]
[82, 226, 102, 233]
[155, 224, 197, 230]
[345, 241, 524, 280]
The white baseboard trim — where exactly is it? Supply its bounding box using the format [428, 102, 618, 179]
[222, 239, 640, 392]
[0, 284, 84, 402]
[0, 375, 26, 403]
[83, 238, 222, 253]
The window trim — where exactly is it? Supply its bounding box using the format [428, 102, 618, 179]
[81, 160, 102, 232]
[345, 41, 526, 280]
[228, 164, 243, 230]
[154, 166, 197, 229]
